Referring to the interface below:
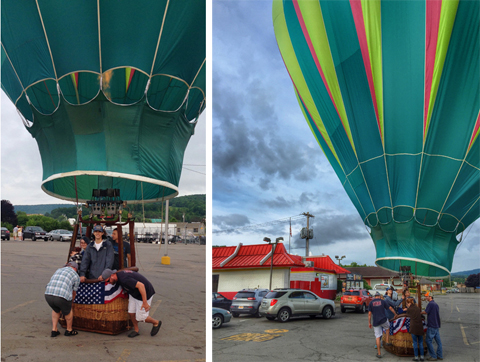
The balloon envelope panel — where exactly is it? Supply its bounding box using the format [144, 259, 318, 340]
[1, 0, 206, 202]
[273, 0, 479, 276]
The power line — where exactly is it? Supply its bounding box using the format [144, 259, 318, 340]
[213, 214, 305, 234]
[182, 167, 206, 175]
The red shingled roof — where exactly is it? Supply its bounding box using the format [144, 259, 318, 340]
[306, 255, 351, 274]
[212, 243, 304, 269]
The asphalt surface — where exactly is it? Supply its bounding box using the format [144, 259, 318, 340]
[212, 293, 480, 362]
[1, 240, 206, 362]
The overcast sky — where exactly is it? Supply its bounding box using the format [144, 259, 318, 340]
[211, 1, 479, 273]
[1, 90, 206, 206]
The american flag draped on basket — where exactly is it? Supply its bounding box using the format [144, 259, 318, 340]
[385, 317, 428, 335]
[74, 282, 128, 304]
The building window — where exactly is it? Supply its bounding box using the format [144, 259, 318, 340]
[213, 275, 219, 292]
[194, 228, 198, 232]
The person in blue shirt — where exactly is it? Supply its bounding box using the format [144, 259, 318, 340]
[422, 292, 443, 361]
[384, 288, 403, 320]
[369, 292, 397, 358]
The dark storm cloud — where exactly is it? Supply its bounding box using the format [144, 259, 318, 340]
[213, 213, 251, 229]
[289, 212, 366, 251]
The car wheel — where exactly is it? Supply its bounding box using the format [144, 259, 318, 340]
[266, 316, 275, 321]
[60, 236, 63, 242]
[322, 305, 333, 319]
[341, 307, 346, 313]
[231, 312, 239, 318]
[361, 304, 366, 314]
[32, 236, 36, 241]
[212, 314, 223, 329]
[277, 308, 291, 323]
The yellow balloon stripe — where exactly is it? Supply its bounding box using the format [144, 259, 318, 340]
[298, 0, 355, 155]
[272, 0, 342, 169]
[425, 0, 459, 138]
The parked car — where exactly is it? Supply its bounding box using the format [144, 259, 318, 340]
[49, 229, 73, 242]
[259, 288, 335, 322]
[340, 289, 373, 313]
[230, 289, 270, 317]
[23, 226, 48, 241]
[212, 307, 232, 329]
[212, 292, 233, 310]
[76, 226, 88, 239]
[373, 283, 398, 300]
[1, 227, 11, 240]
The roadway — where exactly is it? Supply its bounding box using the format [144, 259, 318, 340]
[212, 293, 480, 361]
[1, 240, 206, 362]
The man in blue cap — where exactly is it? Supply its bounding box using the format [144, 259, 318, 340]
[369, 291, 397, 358]
[79, 224, 114, 281]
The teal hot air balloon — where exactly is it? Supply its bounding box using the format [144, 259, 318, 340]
[273, 0, 479, 277]
[1, 0, 205, 203]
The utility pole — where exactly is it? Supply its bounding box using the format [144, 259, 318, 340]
[302, 212, 315, 257]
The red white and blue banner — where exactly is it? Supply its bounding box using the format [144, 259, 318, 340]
[74, 282, 128, 305]
[386, 317, 428, 335]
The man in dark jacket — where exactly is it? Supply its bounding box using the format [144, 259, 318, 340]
[79, 225, 114, 281]
[422, 292, 443, 361]
[369, 292, 397, 358]
[102, 268, 161, 338]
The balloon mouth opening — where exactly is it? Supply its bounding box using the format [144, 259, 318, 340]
[375, 258, 451, 278]
[41, 171, 179, 203]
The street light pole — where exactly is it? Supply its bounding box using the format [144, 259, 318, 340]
[335, 255, 346, 265]
[264, 237, 284, 290]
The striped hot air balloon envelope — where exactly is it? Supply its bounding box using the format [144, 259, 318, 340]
[1, 0, 205, 203]
[273, 0, 479, 277]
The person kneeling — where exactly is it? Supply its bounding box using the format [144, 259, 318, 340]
[102, 269, 161, 338]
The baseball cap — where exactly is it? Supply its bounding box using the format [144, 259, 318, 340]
[101, 268, 117, 280]
[66, 261, 78, 270]
[93, 225, 104, 232]
[375, 291, 381, 296]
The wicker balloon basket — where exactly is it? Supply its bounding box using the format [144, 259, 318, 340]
[60, 297, 132, 335]
[382, 331, 428, 357]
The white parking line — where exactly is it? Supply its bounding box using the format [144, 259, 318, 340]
[456, 306, 460, 313]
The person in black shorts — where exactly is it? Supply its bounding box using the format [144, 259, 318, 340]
[45, 262, 80, 337]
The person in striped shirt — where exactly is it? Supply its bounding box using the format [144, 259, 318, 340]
[45, 262, 80, 337]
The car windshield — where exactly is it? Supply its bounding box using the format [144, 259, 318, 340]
[30, 227, 43, 231]
[60, 230, 71, 234]
[265, 291, 287, 298]
[344, 291, 360, 296]
[235, 292, 255, 299]
[375, 285, 389, 290]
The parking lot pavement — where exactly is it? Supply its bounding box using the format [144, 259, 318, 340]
[213, 293, 480, 362]
[1, 241, 206, 362]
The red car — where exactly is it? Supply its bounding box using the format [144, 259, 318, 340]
[340, 289, 373, 313]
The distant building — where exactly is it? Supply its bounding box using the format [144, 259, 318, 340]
[175, 222, 205, 237]
[337, 266, 402, 288]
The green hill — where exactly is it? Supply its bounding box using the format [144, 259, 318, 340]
[14, 194, 206, 223]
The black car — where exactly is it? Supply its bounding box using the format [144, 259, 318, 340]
[1, 227, 11, 240]
[212, 292, 232, 310]
[76, 226, 88, 239]
[230, 289, 270, 317]
[23, 226, 48, 241]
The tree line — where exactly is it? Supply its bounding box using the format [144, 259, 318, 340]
[1, 195, 205, 232]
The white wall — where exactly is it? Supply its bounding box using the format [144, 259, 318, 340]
[215, 268, 290, 292]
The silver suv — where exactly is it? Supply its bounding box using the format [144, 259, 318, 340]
[230, 289, 270, 317]
[259, 289, 335, 322]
